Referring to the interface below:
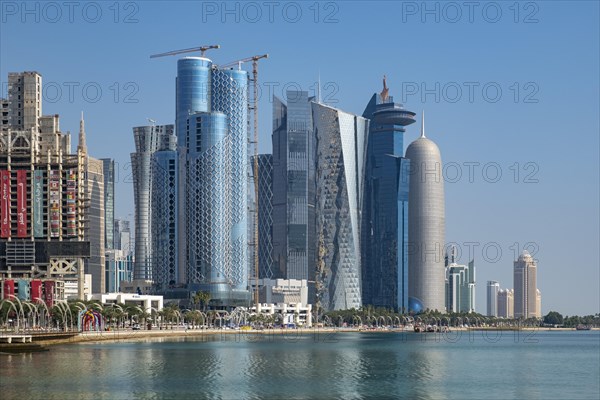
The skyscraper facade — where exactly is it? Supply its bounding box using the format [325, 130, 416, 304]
[151, 148, 179, 290]
[254, 154, 274, 279]
[272, 91, 316, 291]
[406, 115, 446, 313]
[513, 251, 538, 319]
[497, 288, 514, 318]
[176, 57, 250, 306]
[131, 124, 175, 281]
[312, 101, 368, 311]
[0, 71, 90, 299]
[445, 247, 476, 313]
[101, 158, 115, 250]
[361, 83, 415, 312]
[85, 155, 105, 293]
[487, 280, 500, 317]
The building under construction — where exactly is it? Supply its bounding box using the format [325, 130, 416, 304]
[0, 71, 91, 300]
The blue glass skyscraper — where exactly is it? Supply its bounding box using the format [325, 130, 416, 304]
[175, 57, 250, 307]
[361, 82, 415, 312]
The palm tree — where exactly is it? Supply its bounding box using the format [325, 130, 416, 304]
[193, 291, 211, 312]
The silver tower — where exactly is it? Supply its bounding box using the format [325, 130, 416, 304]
[406, 113, 446, 312]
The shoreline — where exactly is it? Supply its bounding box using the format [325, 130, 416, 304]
[3, 326, 593, 347]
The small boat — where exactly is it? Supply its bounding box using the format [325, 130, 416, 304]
[576, 324, 591, 331]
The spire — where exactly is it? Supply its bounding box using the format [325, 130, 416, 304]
[78, 111, 87, 153]
[420, 110, 426, 138]
[380, 74, 389, 103]
[317, 71, 321, 103]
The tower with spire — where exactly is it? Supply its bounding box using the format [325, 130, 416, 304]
[78, 111, 87, 154]
[361, 77, 416, 312]
[406, 112, 446, 313]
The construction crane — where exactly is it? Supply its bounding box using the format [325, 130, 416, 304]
[149, 45, 220, 59]
[220, 54, 268, 309]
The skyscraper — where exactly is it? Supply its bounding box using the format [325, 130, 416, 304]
[101, 158, 115, 250]
[176, 57, 250, 306]
[253, 154, 274, 279]
[131, 124, 175, 281]
[272, 91, 316, 292]
[513, 251, 538, 319]
[7, 71, 41, 132]
[487, 280, 500, 317]
[1, 71, 90, 299]
[114, 218, 132, 255]
[445, 246, 476, 313]
[361, 80, 415, 312]
[312, 101, 368, 311]
[406, 114, 446, 313]
[151, 147, 179, 290]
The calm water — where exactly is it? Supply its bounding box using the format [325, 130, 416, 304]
[1, 330, 599, 399]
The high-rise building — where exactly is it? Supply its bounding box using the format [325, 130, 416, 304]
[151, 147, 179, 290]
[85, 155, 105, 293]
[1, 98, 9, 132]
[361, 80, 415, 312]
[497, 288, 514, 318]
[536, 289, 542, 318]
[176, 57, 250, 307]
[105, 249, 134, 292]
[114, 218, 132, 254]
[312, 101, 368, 311]
[513, 251, 538, 319]
[487, 280, 500, 317]
[406, 114, 446, 313]
[272, 91, 316, 292]
[130, 124, 175, 281]
[253, 154, 274, 279]
[445, 247, 476, 313]
[7, 72, 41, 132]
[0, 71, 90, 299]
[101, 158, 115, 250]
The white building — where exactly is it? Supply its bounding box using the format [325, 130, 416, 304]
[90, 292, 163, 313]
[250, 278, 309, 306]
[250, 302, 312, 327]
[487, 280, 500, 317]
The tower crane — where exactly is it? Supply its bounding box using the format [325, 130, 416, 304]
[220, 54, 269, 309]
[149, 45, 221, 59]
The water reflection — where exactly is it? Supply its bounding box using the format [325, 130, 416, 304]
[0, 331, 598, 399]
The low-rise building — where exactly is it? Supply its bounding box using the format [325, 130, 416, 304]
[250, 302, 312, 327]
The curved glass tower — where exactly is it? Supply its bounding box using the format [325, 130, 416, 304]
[211, 68, 249, 293]
[176, 57, 211, 142]
[406, 115, 445, 313]
[131, 124, 175, 281]
[361, 91, 415, 312]
[186, 112, 235, 300]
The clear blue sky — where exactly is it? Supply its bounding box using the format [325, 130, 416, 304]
[1, 1, 598, 316]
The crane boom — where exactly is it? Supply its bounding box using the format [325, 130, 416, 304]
[219, 54, 269, 69]
[150, 45, 220, 58]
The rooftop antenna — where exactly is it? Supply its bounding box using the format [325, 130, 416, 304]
[420, 110, 426, 138]
[318, 71, 321, 103]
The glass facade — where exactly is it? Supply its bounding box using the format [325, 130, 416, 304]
[211, 68, 249, 294]
[101, 159, 114, 250]
[361, 94, 415, 312]
[271, 91, 316, 301]
[151, 149, 179, 290]
[131, 124, 175, 281]
[255, 154, 274, 279]
[312, 102, 368, 311]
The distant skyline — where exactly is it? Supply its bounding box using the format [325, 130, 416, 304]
[1, 1, 598, 315]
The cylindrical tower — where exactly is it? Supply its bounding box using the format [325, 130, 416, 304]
[186, 112, 231, 296]
[211, 68, 249, 292]
[406, 114, 445, 313]
[176, 57, 212, 143]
